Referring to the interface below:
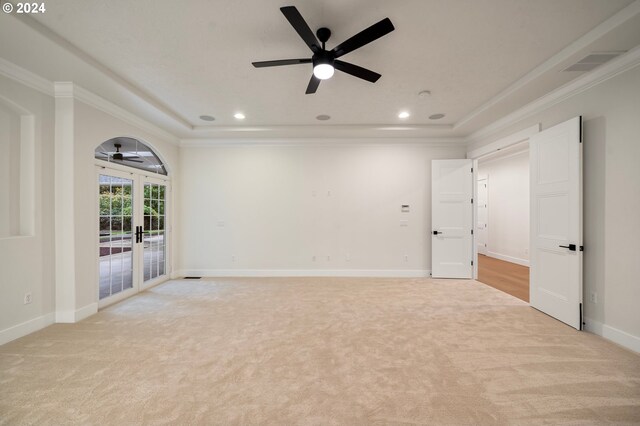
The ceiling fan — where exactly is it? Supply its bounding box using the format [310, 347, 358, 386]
[99, 143, 143, 163]
[252, 6, 394, 94]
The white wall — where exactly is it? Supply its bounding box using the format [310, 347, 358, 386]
[178, 143, 466, 276]
[478, 150, 529, 266]
[468, 64, 640, 351]
[0, 74, 56, 344]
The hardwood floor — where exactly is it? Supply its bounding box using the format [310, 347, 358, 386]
[477, 254, 530, 302]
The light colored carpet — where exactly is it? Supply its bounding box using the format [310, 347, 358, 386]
[1, 277, 639, 425]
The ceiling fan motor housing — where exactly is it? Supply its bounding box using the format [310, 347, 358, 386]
[313, 49, 334, 68]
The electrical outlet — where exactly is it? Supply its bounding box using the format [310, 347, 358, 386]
[231, 255, 236, 262]
[590, 292, 598, 304]
[404, 255, 409, 262]
[345, 253, 350, 262]
[524, 248, 529, 255]
[312, 255, 316, 262]
[326, 255, 330, 261]
[24, 292, 32, 305]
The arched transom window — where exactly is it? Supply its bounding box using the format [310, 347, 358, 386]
[95, 137, 167, 176]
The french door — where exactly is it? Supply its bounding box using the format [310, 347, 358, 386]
[97, 167, 169, 306]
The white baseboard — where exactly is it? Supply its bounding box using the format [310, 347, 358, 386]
[584, 318, 640, 353]
[0, 312, 55, 346]
[175, 269, 432, 278]
[55, 302, 98, 324]
[485, 251, 530, 267]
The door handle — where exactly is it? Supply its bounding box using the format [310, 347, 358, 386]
[559, 243, 576, 251]
[433, 231, 442, 235]
[135, 226, 139, 244]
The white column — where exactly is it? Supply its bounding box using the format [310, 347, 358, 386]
[54, 82, 77, 322]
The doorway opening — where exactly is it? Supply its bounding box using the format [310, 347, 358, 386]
[476, 142, 530, 302]
[96, 137, 170, 307]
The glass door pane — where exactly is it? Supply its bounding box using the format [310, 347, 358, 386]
[143, 182, 167, 282]
[99, 174, 134, 299]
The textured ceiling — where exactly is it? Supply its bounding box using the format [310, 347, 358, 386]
[3, 0, 638, 137]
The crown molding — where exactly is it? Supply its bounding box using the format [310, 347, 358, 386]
[180, 137, 467, 148]
[0, 59, 179, 143]
[189, 124, 457, 140]
[455, 0, 640, 131]
[70, 83, 179, 144]
[467, 45, 640, 144]
[0, 57, 54, 96]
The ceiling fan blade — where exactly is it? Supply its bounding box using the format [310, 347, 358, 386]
[334, 60, 381, 83]
[305, 75, 321, 94]
[252, 58, 312, 68]
[120, 158, 144, 163]
[332, 18, 394, 58]
[280, 6, 320, 52]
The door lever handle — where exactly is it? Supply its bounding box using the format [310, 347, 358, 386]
[559, 244, 576, 251]
[433, 231, 442, 235]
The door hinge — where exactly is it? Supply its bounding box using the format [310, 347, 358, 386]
[471, 260, 474, 266]
[471, 167, 473, 173]
[471, 229, 474, 235]
[580, 302, 584, 330]
[580, 245, 584, 251]
[471, 198, 474, 204]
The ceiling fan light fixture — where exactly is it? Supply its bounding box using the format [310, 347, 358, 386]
[313, 63, 334, 80]
[312, 51, 335, 80]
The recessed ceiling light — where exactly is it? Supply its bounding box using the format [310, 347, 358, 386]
[316, 114, 331, 121]
[398, 111, 410, 119]
[429, 113, 445, 120]
[199, 115, 215, 122]
[234, 113, 246, 120]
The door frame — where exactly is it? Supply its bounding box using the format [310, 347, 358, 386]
[476, 176, 488, 256]
[95, 163, 171, 308]
[467, 124, 540, 284]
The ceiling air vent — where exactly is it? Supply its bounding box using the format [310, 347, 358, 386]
[563, 51, 625, 72]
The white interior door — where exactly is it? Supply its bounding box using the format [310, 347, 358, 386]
[530, 116, 583, 329]
[432, 159, 473, 278]
[476, 178, 488, 255]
